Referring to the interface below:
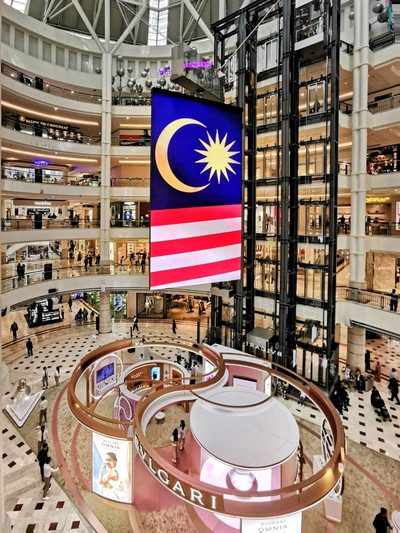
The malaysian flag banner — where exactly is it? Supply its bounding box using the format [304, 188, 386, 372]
[150, 89, 242, 290]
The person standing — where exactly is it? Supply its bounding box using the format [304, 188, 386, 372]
[178, 420, 186, 450]
[26, 337, 33, 357]
[43, 457, 59, 500]
[37, 425, 48, 455]
[60, 306, 65, 321]
[42, 367, 49, 389]
[10, 321, 18, 341]
[171, 428, 179, 463]
[365, 349, 371, 373]
[373, 507, 392, 532]
[37, 442, 49, 482]
[389, 289, 398, 312]
[132, 315, 139, 332]
[39, 395, 48, 426]
[172, 319, 177, 335]
[68, 297, 73, 311]
[389, 375, 400, 405]
[54, 366, 61, 389]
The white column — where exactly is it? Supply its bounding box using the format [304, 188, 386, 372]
[100, 51, 112, 267]
[346, 326, 365, 371]
[349, 0, 369, 289]
[0, 2, 10, 528]
[99, 291, 112, 333]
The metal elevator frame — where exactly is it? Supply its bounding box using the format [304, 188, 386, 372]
[210, 0, 340, 386]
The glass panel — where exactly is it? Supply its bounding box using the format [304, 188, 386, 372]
[42, 41, 51, 62]
[28, 35, 38, 57]
[14, 28, 24, 51]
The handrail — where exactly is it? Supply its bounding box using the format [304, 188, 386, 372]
[1, 62, 101, 103]
[1, 263, 149, 293]
[1, 218, 101, 231]
[1, 170, 150, 187]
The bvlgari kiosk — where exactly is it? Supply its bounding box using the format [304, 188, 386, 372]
[67, 338, 345, 532]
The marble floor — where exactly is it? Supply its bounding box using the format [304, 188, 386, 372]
[1, 306, 400, 532]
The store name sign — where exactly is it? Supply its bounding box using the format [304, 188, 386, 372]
[183, 61, 212, 69]
[158, 68, 171, 75]
[134, 434, 221, 511]
[242, 513, 302, 533]
[18, 115, 69, 131]
[366, 197, 390, 203]
[35, 201, 51, 206]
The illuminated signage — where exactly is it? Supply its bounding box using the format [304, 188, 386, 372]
[34, 201, 51, 206]
[183, 61, 212, 69]
[158, 68, 171, 76]
[34, 160, 49, 166]
[365, 197, 390, 203]
[18, 115, 70, 131]
[92, 433, 132, 503]
[242, 513, 302, 533]
[134, 434, 221, 511]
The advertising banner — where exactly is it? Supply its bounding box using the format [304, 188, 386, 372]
[150, 89, 242, 289]
[396, 201, 400, 230]
[241, 512, 302, 533]
[92, 433, 132, 503]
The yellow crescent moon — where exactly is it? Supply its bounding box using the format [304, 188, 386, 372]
[155, 118, 210, 193]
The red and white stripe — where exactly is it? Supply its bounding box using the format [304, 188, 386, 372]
[150, 204, 242, 289]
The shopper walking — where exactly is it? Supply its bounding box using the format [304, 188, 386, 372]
[39, 395, 48, 426]
[10, 321, 18, 341]
[37, 442, 49, 482]
[43, 457, 59, 500]
[68, 297, 73, 311]
[389, 375, 400, 405]
[60, 306, 65, 320]
[178, 420, 186, 450]
[373, 507, 392, 532]
[54, 366, 61, 389]
[26, 337, 33, 357]
[42, 367, 49, 389]
[172, 319, 177, 335]
[37, 425, 48, 455]
[171, 428, 179, 463]
[132, 315, 139, 332]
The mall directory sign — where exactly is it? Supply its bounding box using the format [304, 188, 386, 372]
[150, 88, 243, 290]
[92, 433, 132, 503]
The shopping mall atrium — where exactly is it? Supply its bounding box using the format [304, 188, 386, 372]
[1, 0, 400, 532]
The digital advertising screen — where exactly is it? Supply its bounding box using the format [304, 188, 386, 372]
[150, 89, 243, 290]
[92, 433, 132, 503]
[396, 201, 400, 230]
[150, 366, 161, 381]
[96, 362, 115, 384]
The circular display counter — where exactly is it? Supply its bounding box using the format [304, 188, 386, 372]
[190, 387, 299, 469]
[67, 338, 345, 527]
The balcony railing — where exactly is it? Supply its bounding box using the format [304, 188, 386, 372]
[1, 218, 101, 231]
[337, 286, 399, 313]
[2, 263, 149, 293]
[338, 221, 400, 237]
[1, 63, 102, 103]
[1, 170, 150, 187]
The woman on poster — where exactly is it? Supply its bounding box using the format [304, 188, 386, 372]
[98, 451, 127, 501]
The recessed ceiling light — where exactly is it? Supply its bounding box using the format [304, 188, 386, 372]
[54, 107, 58, 111]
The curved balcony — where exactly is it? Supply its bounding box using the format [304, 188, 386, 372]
[2, 263, 148, 294]
[2, 63, 101, 104]
[1, 218, 100, 232]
